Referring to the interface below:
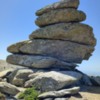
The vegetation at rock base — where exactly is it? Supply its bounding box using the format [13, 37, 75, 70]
[0, 92, 5, 100]
[18, 86, 39, 100]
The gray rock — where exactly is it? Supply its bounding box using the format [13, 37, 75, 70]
[44, 98, 53, 100]
[7, 41, 29, 54]
[35, 9, 86, 27]
[0, 82, 20, 96]
[81, 74, 92, 86]
[7, 69, 33, 86]
[54, 98, 69, 100]
[30, 23, 96, 46]
[90, 76, 100, 86]
[7, 40, 94, 63]
[38, 87, 80, 98]
[0, 69, 13, 78]
[36, 0, 79, 16]
[25, 71, 82, 92]
[7, 54, 76, 69]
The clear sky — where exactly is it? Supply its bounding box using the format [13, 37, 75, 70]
[0, 0, 100, 75]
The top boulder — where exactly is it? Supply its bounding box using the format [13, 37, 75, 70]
[36, 0, 80, 16]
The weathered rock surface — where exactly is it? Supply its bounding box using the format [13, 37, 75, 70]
[7, 54, 76, 69]
[7, 40, 94, 63]
[7, 69, 33, 86]
[25, 71, 82, 92]
[38, 87, 80, 98]
[0, 82, 20, 95]
[90, 76, 100, 86]
[30, 23, 96, 46]
[35, 9, 86, 27]
[36, 0, 79, 16]
[0, 69, 13, 78]
[54, 98, 69, 100]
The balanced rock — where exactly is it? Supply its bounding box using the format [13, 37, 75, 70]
[38, 87, 80, 98]
[7, 54, 76, 69]
[25, 71, 82, 92]
[7, 69, 33, 86]
[36, 9, 86, 27]
[30, 23, 96, 46]
[0, 82, 20, 96]
[36, 0, 80, 16]
[7, 40, 94, 63]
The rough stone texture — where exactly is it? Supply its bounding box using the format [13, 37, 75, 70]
[38, 87, 80, 98]
[54, 98, 69, 100]
[25, 71, 82, 92]
[36, 0, 80, 16]
[35, 9, 86, 27]
[7, 40, 94, 63]
[30, 23, 96, 46]
[7, 69, 33, 86]
[0, 82, 20, 96]
[7, 41, 29, 53]
[7, 54, 76, 69]
[0, 69, 13, 78]
[90, 76, 100, 86]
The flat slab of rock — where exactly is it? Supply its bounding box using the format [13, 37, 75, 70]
[36, 0, 79, 16]
[7, 69, 33, 86]
[7, 40, 94, 63]
[35, 9, 86, 27]
[38, 87, 80, 98]
[25, 71, 82, 92]
[30, 23, 96, 46]
[7, 54, 76, 70]
[0, 82, 20, 96]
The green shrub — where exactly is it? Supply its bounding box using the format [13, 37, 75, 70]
[18, 86, 39, 100]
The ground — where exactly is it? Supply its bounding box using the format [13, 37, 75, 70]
[69, 86, 100, 100]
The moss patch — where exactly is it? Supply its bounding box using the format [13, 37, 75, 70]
[18, 86, 39, 100]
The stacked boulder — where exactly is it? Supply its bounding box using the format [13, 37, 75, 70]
[3, 0, 96, 99]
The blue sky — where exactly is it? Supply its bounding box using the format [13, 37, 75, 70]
[0, 0, 100, 75]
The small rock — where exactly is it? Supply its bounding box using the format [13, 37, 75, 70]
[0, 82, 20, 96]
[0, 69, 13, 78]
[36, 0, 79, 16]
[35, 9, 86, 27]
[54, 98, 69, 100]
[38, 87, 80, 98]
[90, 76, 100, 86]
[7, 69, 33, 86]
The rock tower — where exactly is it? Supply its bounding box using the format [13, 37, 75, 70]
[5, 0, 96, 99]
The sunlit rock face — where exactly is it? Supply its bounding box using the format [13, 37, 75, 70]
[5, 0, 97, 99]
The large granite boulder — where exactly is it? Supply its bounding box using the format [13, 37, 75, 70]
[36, 0, 79, 16]
[25, 71, 82, 92]
[7, 69, 33, 86]
[38, 87, 80, 98]
[36, 9, 86, 27]
[30, 23, 96, 46]
[0, 82, 20, 96]
[7, 54, 76, 69]
[7, 40, 94, 63]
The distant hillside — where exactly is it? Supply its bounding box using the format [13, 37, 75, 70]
[0, 60, 23, 71]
